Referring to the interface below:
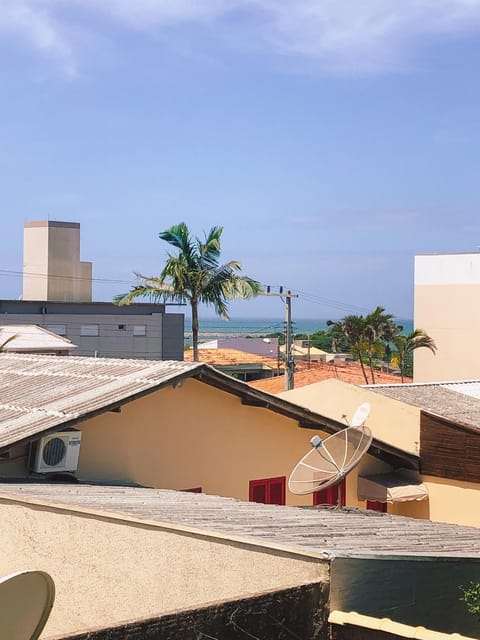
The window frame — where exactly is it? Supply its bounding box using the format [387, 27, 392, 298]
[249, 476, 286, 505]
[80, 324, 99, 337]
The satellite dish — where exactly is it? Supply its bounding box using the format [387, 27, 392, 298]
[351, 402, 371, 427]
[0, 570, 55, 640]
[288, 405, 373, 497]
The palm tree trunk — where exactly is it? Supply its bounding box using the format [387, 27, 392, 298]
[360, 357, 370, 384]
[368, 353, 376, 384]
[355, 340, 369, 384]
[191, 299, 200, 362]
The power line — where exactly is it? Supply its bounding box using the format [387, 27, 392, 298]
[0, 269, 135, 286]
[0, 268, 373, 315]
[289, 289, 371, 314]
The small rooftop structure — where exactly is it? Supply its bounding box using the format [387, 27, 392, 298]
[198, 336, 280, 358]
[0, 324, 76, 355]
[184, 347, 280, 381]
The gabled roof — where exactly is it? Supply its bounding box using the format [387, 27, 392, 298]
[369, 381, 480, 432]
[1, 483, 479, 558]
[0, 324, 76, 352]
[0, 354, 202, 450]
[0, 354, 417, 468]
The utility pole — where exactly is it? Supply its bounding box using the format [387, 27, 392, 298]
[261, 287, 298, 391]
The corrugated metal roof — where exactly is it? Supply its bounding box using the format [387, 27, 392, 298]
[0, 353, 202, 449]
[369, 383, 480, 430]
[1, 483, 479, 558]
[0, 324, 75, 352]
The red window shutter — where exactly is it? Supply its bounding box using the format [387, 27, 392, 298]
[250, 481, 267, 503]
[313, 479, 346, 506]
[250, 477, 286, 505]
[268, 478, 285, 505]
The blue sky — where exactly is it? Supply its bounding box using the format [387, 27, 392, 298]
[1, 1, 480, 321]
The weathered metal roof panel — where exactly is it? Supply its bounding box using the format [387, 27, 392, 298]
[1, 483, 479, 559]
[0, 354, 202, 449]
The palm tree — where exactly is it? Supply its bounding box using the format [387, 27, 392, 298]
[327, 315, 370, 384]
[114, 223, 262, 361]
[363, 306, 398, 383]
[392, 329, 437, 383]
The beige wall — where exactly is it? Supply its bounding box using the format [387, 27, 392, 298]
[279, 379, 421, 455]
[23, 224, 49, 300]
[23, 221, 92, 303]
[0, 497, 327, 638]
[414, 283, 480, 381]
[420, 476, 480, 527]
[75, 379, 385, 508]
[414, 253, 480, 382]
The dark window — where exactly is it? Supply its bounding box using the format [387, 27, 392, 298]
[118, 324, 126, 331]
[367, 500, 387, 513]
[249, 477, 285, 505]
[313, 478, 346, 507]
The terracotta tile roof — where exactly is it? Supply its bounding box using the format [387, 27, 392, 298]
[184, 348, 279, 369]
[250, 361, 409, 394]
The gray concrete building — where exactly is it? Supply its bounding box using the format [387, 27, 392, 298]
[2, 220, 185, 360]
[0, 299, 184, 359]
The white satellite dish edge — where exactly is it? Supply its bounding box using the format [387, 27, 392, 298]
[0, 570, 55, 640]
[288, 403, 373, 504]
[351, 402, 371, 427]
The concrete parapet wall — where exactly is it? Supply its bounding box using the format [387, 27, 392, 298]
[0, 497, 328, 638]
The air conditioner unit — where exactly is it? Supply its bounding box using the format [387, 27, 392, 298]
[32, 431, 82, 474]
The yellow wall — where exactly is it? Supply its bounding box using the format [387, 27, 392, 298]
[420, 476, 480, 527]
[0, 497, 327, 638]
[279, 379, 421, 455]
[76, 378, 383, 508]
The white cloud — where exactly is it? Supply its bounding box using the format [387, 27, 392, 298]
[2, 0, 480, 74]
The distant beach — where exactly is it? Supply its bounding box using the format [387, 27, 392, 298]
[184, 317, 414, 342]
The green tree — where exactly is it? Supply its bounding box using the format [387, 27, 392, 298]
[459, 581, 480, 621]
[392, 329, 437, 383]
[293, 328, 350, 353]
[114, 222, 262, 361]
[327, 315, 370, 384]
[363, 306, 398, 383]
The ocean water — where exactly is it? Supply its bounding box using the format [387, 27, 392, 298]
[184, 317, 414, 341]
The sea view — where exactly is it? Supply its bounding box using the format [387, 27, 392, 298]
[184, 317, 414, 342]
